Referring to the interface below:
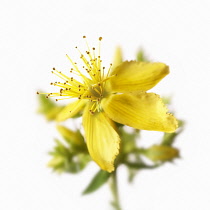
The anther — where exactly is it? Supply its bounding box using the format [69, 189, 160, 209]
[83, 35, 86, 38]
[99, 37, 102, 41]
[55, 99, 58, 101]
[36, 91, 39, 94]
[52, 67, 55, 70]
[89, 110, 94, 115]
[93, 47, 95, 50]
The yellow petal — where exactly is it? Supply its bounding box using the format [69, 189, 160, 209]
[110, 61, 169, 92]
[56, 99, 86, 122]
[82, 104, 120, 172]
[102, 92, 178, 133]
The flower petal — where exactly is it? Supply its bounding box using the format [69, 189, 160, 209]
[110, 61, 169, 92]
[56, 99, 86, 122]
[102, 92, 178, 133]
[82, 104, 120, 172]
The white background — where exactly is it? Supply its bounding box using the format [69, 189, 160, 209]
[1, 0, 210, 209]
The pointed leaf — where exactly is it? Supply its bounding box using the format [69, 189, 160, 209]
[82, 170, 111, 195]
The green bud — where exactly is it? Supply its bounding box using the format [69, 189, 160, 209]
[56, 125, 86, 149]
[136, 49, 149, 62]
[47, 156, 65, 173]
[141, 145, 179, 162]
[37, 94, 63, 121]
[48, 139, 90, 174]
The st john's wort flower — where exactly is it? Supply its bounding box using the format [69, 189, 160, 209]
[38, 37, 178, 172]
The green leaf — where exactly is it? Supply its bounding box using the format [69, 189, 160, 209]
[82, 170, 111, 195]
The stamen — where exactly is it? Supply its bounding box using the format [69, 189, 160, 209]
[107, 63, 112, 77]
[38, 37, 111, 114]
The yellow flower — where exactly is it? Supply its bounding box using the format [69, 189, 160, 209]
[39, 37, 178, 172]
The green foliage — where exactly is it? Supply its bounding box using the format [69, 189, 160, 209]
[48, 139, 90, 174]
[82, 170, 111, 195]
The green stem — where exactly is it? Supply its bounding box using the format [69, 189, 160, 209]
[110, 168, 122, 210]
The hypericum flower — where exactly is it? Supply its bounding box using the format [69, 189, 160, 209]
[38, 36, 178, 172]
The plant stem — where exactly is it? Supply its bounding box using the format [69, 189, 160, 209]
[110, 168, 122, 210]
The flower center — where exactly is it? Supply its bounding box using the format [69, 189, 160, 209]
[89, 83, 103, 99]
[37, 36, 113, 114]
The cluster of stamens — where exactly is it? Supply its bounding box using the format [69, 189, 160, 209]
[37, 36, 114, 114]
